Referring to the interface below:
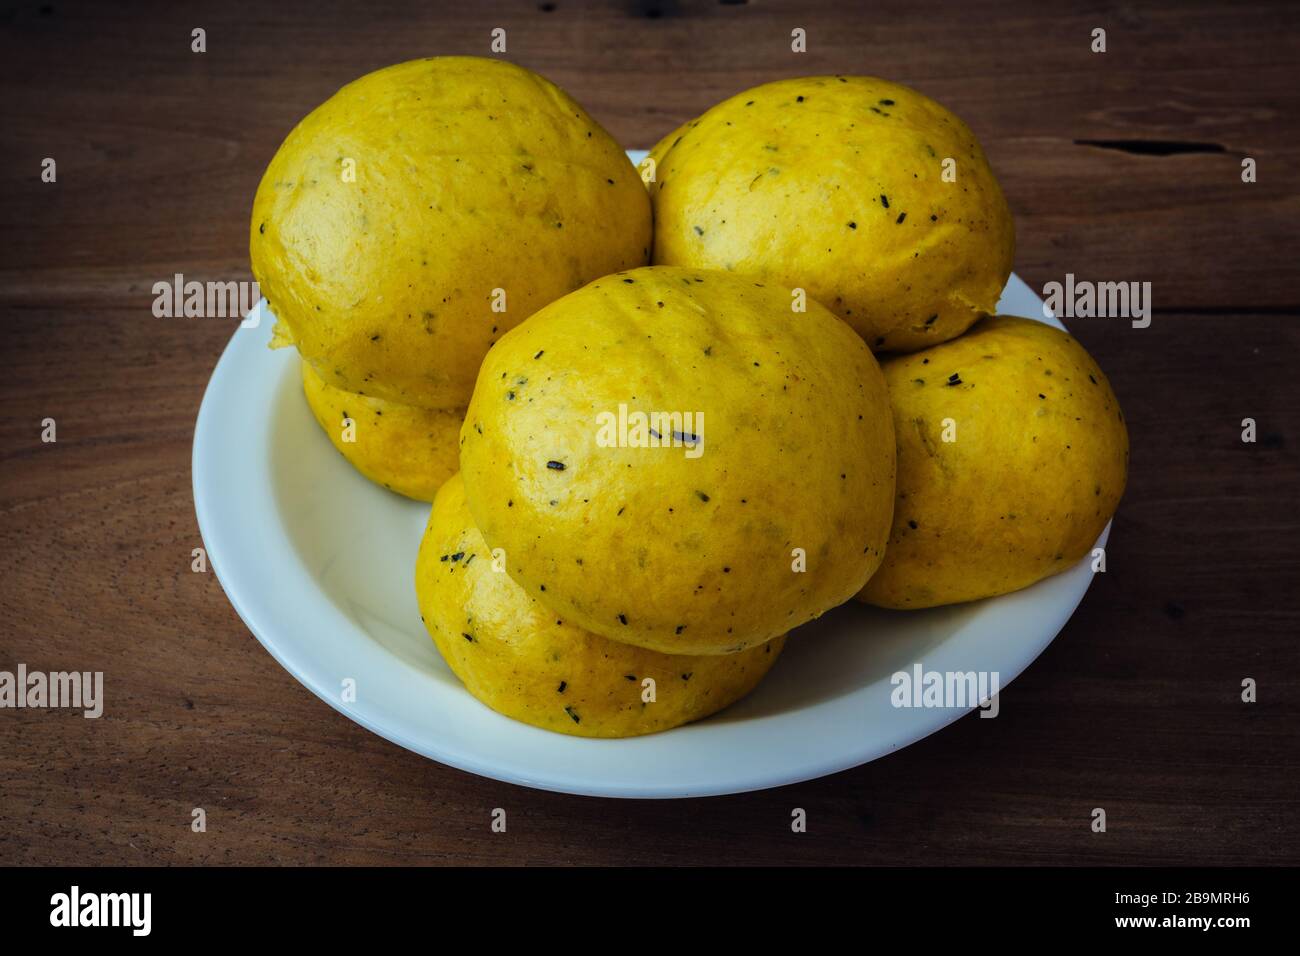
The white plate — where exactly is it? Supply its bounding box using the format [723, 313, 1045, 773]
[194, 154, 1105, 798]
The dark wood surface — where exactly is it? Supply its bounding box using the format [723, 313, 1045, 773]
[1, 0, 1296, 866]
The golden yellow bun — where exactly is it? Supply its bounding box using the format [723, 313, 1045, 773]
[459, 265, 896, 655]
[416, 474, 785, 737]
[859, 316, 1128, 608]
[648, 75, 1014, 352]
[253, 57, 651, 407]
[301, 360, 461, 501]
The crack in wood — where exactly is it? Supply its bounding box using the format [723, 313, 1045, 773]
[1074, 139, 1227, 156]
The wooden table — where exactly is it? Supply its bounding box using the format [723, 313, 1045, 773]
[2, 0, 1296, 866]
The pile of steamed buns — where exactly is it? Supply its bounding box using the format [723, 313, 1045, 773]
[250, 58, 1128, 738]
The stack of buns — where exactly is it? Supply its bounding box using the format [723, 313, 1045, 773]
[251, 59, 1127, 737]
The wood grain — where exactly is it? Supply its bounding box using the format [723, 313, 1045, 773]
[1, 0, 1296, 865]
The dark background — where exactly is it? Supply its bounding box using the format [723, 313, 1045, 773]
[1, 0, 1296, 865]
